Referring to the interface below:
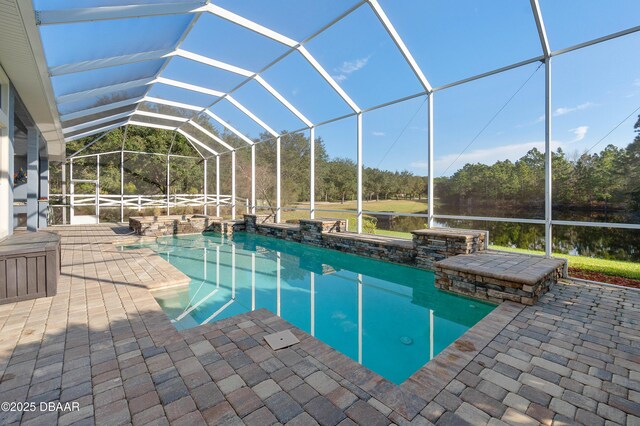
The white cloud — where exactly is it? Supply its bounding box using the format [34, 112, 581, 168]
[331, 56, 370, 82]
[338, 57, 370, 73]
[554, 102, 594, 117]
[409, 127, 590, 175]
[518, 103, 593, 127]
[411, 139, 567, 176]
[570, 126, 588, 142]
[409, 161, 429, 169]
[372, 131, 385, 137]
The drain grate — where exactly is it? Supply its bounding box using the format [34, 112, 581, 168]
[264, 330, 300, 350]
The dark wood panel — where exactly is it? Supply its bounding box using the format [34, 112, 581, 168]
[27, 257, 37, 295]
[45, 250, 58, 297]
[0, 260, 5, 300]
[6, 258, 17, 299]
[16, 258, 27, 297]
[37, 257, 46, 294]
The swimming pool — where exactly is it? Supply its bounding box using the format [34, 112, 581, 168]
[130, 232, 495, 384]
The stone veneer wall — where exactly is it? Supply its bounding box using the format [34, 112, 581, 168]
[300, 219, 347, 246]
[242, 215, 482, 270]
[244, 213, 274, 233]
[411, 229, 486, 270]
[435, 260, 565, 305]
[129, 215, 222, 237]
[256, 224, 302, 242]
[207, 220, 246, 236]
[322, 233, 416, 264]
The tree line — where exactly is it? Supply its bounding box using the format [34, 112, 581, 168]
[438, 115, 640, 212]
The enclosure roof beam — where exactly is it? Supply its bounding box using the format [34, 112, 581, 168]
[366, 0, 432, 93]
[297, 47, 360, 113]
[550, 24, 640, 57]
[176, 128, 219, 156]
[67, 129, 116, 159]
[432, 56, 545, 92]
[49, 49, 174, 76]
[183, 2, 362, 122]
[203, 110, 254, 145]
[155, 77, 225, 97]
[254, 76, 313, 127]
[184, 140, 207, 159]
[226, 96, 278, 137]
[189, 121, 236, 151]
[204, 3, 297, 47]
[56, 77, 155, 104]
[174, 49, 254, 77]
[144, 96, 203, 111]
[203, 2, 359, 112]
[174, 1, 365, 137]
[59, 96, 144, 123]
[64, 121, 127, 142]
[55, 75, 225, 106]
[49, 45, 312, 128]
[529, 0, 550, 58]
[128, 119, 211, 158]
[62, 110, 134, 134]
[134, 110, 190, 123]
[128, 120, 177, 130]
[35, 1, 207, 25]
[48, 48, 254, 79]
[146, 97, 258, 148]
[127, 5, 205, 141]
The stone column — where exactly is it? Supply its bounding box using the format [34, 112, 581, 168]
[244, 213, 272, 233]
[412, 229, 487, 269]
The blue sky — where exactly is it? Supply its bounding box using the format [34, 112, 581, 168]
[37, 0, 640, 176]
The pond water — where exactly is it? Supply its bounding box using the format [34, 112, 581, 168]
[372, 207, 640, 262]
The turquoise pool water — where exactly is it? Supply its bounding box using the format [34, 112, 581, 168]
[129, 233, 495, 383]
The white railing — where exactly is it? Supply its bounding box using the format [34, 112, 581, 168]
[51, 193, 238, 209]
[49, 193, 249, 224]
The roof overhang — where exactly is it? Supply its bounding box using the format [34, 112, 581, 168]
[0, 0, 65, 161]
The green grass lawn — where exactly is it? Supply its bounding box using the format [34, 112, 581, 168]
[488, 245, 640, 282]
[281, 210, 359, 231]
[374, 229, 413, 239]
[293, 199, 427, 214]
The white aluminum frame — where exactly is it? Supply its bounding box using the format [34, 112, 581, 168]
[32, 1, 640, 252]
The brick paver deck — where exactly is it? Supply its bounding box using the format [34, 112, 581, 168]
[0, 224, 638, 425]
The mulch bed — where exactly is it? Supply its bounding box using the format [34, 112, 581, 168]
[569, 267, 640, 289]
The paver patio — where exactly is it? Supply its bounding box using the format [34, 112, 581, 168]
[0, 224, 638, 425]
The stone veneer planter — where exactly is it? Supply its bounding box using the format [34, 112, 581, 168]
[435, 252, 567, 305]
[411, 228, 487, 270]
[129, 214, 223, 236]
